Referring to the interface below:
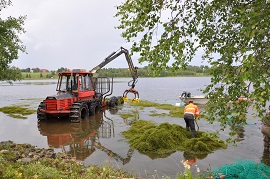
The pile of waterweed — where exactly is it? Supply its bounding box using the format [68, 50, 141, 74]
[122, 120, 227, 155]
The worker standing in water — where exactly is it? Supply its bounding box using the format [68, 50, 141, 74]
[184, 100, 199, 138]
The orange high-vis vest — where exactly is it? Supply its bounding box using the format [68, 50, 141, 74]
[184, 103, 199, 118]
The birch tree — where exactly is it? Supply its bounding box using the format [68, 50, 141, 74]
[115, 0, 270, 137]
[0, 0, 26, 81]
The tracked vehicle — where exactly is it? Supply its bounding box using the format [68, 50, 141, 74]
[37, 47, 139, 121]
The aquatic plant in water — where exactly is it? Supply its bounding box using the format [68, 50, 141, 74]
[129, 100, 184, 118]
[122, 120, 227, 155]
[0, 105, 36, 119]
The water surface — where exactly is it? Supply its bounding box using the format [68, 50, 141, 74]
[0, 77, 267, 178]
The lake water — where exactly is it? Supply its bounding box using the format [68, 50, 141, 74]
[0, 77, 268, 178]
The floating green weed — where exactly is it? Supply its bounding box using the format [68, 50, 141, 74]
[150, 112, 167, 117]
[129, 100, 184, 118]
[0, 105, 36, 119]
[122, 120, 227, 155]
[120, 113, 134, 120]
[156, 103, 175, 110]
[119, 111, 139, 125]
[130, 100, 158, 107]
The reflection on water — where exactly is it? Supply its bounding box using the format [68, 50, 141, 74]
[262, 149, 270, 166]
[38, 110, 133, 164]
[232, 126, 245, 142]
[184, 151, 208, 160]
[183, 151, 208, 166]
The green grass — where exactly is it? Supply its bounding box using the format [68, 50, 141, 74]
[21, 72, 58, 80]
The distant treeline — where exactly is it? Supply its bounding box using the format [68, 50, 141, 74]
[98, 65, 210, 77]
[19, 65, 210, 79]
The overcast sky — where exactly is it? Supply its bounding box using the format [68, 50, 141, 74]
[2, 0, 207, 71]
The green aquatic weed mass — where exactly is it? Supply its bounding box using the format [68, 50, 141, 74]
[122, 120, 227, 155]
[129, 100, 184, 118]
[0, 105, 36, 119]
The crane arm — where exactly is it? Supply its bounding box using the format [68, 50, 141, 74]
[90, 47, 138, 87]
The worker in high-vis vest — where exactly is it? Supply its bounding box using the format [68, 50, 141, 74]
[184, 100, 199, 138]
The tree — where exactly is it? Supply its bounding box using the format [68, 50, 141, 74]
[57, 67, 68, 72]
[31, 67, 40, 73]
[20, 67, 30, 72]
[116, 0, 270, 137]
[0, 0, 26, 81]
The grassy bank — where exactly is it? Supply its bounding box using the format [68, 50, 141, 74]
[0, 141, 135, 179]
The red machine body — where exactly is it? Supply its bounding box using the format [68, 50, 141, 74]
[37, 47, 139, 122]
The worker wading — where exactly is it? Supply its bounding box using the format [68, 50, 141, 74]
[184, 101, 199, 138]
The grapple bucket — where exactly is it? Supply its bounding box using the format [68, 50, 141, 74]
[123, 87, 139, 102]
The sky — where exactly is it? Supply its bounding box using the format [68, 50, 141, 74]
[2, 0, 207, 71]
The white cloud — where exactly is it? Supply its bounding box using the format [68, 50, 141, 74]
[2, 0, 142, 70]
[2, 0, 206, 71]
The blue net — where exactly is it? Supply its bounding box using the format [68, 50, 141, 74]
[212, 160, 270, 179]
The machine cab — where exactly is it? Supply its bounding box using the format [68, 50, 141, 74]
[56, 69, 96, 100]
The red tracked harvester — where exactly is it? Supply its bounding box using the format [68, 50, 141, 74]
[37, 47, 139, 122]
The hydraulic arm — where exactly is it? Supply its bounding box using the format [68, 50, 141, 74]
[90, 47, 139, 100]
